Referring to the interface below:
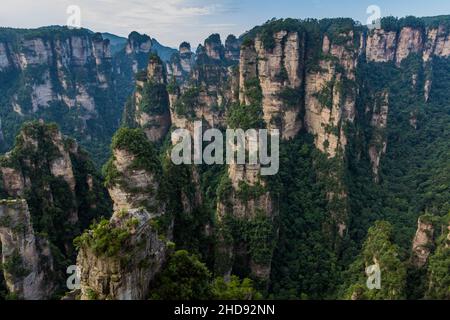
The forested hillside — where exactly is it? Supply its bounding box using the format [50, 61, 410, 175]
[0, 15, 449, 300]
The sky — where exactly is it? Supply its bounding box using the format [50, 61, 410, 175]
[1, 0, 450, 48]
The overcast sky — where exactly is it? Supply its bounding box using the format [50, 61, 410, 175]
[1, 0, 450, 48]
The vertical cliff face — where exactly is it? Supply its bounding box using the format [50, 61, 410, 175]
[125, 32, 152, 70]
[366, 24, 450, 64]
[77, 128, 170, 300]
[304, 31, 358, 157]
[365, 29, 398, 63]
[225, 35, 241, 61]
[123, 54, 172, 143]
[238, 22, 363, 247]
[411, 216, 435, 268]
[215, 33, 283, 282]
[113, 32, 153, 110]
[105, 132, 164, 213]
[231, 18, 450, 263]
[168, 34, 239, 133]
[0, 27, 120, 164]
[0, 122, 108, 226]
[205, 34, 225, 61]
[395, 27, 424, 65]
[361, 22, 450, 185]
[125, 32, 152, 56]
[238, 23, 359, 154]
[239, 31, 304, 140]
[116, 31, 177, 85]
[166, 42, 195, 83]
[0, 121, 111, 298]
[216, 162, 275, 281]
[1, 16, 448, 300]
[368, 91, 389, 182]
[179, 42, 195, 73]
[0, 200, 55, 300]
[154, 17, 450, 296]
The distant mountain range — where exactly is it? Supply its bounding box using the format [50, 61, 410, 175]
[101, 32, 177, 61]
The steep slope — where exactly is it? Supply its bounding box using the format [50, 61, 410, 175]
[1, 15, 450, 301]
[343, 221, 407, 300]
[0, 199, 55, 299]
[116, 16, 450, 298]
[122, 54, 171, 142]
[0, 27, 178, 166]
[113, 32, 177, 113]
[0, 27, 121, 165]
[236, 16, 450, 298]
[76, 128, 171, 300]
[0, 121, 111, 298]
[425, 214, 450, 299]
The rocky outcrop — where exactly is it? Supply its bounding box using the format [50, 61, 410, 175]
[411, 217, 435, 268]
[0, 200, 55, 300]
[423, 25, 450, 61]
[219, 164, 273, 220]
[178, 42, 195, 74]
[77, 128, 170, 300]
[168, 34, 238, 133]
[0, 122, 76, 201]
[238, 28, 357, 150]
[0, 167, 28, 198]
[107, 148, 161, 212]
[366, 24, 450, 65]
[0, 27, 120, 161]
[396, 27, 423, 65]
[0, 121, 111, 258]
[124, 32, 152, 73]
[306, 31, 358, 157]
[258, 31, 303, 140]
[225, 35, 241, 61]
[128, 55, 172, 142]
[77, 208, 168, 300]
[238, 42, 258, 105]
[216, 162, 275, 281]
[5, 31, 112, 113]
[239, 31, 304, 140]
[205, 34, 225, 60]
[368, 91, 389, 182]
[366, 29, 398, 63]
[126, 32, 152, 56]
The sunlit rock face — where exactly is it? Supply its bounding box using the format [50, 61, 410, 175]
[411, 217, 435, 268]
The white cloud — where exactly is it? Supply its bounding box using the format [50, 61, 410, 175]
[0, 0, 241, 47]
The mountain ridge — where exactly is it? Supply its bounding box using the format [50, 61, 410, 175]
[0, 14, 449, 300]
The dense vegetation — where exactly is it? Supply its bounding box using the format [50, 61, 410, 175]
[342, 221, 407, 300]
[0, 122, 111, 297]
[237, 16, 450, 300]
[424, 213, 450, 299]
[1, 16, 449, 301]
[150, 250, 261, 300]
[74, 218, 132, 258]
[0, 27, 123, 166]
